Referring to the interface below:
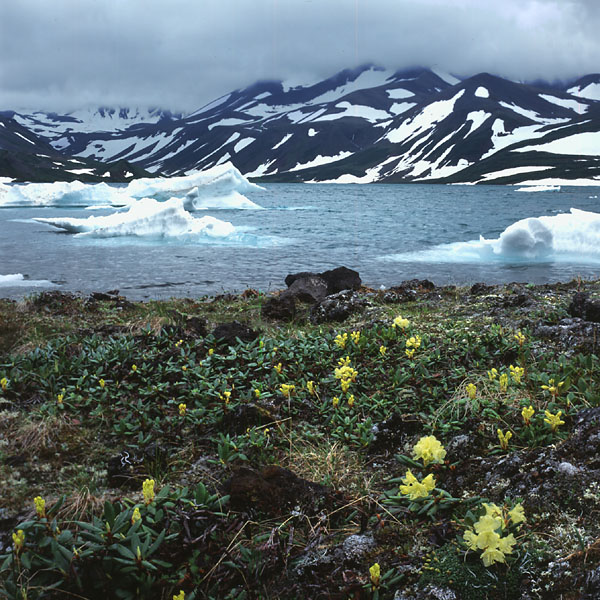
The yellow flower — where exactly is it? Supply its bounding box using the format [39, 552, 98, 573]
[466, 383, 476, 400]
[405, 348, 415, 359]
[280, 384, 295, 398]
[521, 405, 535, 425]
[508, 503, 526, 525]
[514, 331, 526, 347]
[412, 435, 446, 466]
[379, 345, 387, 357]
[487, 368, 498, 381]
[182, 365, 187, 372]
[57, 393, 64, 405]
[482, 503, 502, 519]
[178, 403, 187, 416]
[143, 479, 155, 505]
[497, 429, 512, 451]
[334, 333, 348, 349]
[306, 381, 315, 396]
[254, 388, 261, 398]
[399, 469, 436, 500]
[131, 364, 137, 372]
[350, 330, 361, 344]
[332, 396, 340, 408]
[499, 373, 509, 393]
[0, 377, 7, 391]
[541, 378, 564, 397]
[481, 545, 506, 567]
[347, 394, 355, 407]
[393, 315, 410, 329]
[406, 335, 422, 349]
[208, 348, 214, 356]
[369, 563, 381, 587]
[175, 339, 183, 347]
[474, 514, 502, 535]
[220, 390, 231, 405]
[509, 365, 524, 384]
[173, 591, 185, 600]
[340, 379, 350, 392]
[544, 410, 565, 431]
[463, 529, 479, 551]
[131, 507, 141, 524]
[274, 363, 283, 374]
[12, 529, 25, 554]
[498, 533, 517, 554]
[34, 496, 46, 518]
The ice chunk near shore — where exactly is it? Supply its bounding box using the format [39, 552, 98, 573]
[0, 273, 56, 287]
[34, 197, 235, 240]
[382, 208, 600, 264]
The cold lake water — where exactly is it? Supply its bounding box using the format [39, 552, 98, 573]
[1, 181, 600, 300]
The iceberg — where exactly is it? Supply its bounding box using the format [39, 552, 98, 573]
[34, 197, 236, 240]
[516, 185, 561, 192]
[0, 181, 122, 207]
[0, 163, 264, 210]
[382, 208, 600, 264]
[0, 273, 56, 287]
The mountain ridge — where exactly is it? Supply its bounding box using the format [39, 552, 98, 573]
[2, 66, 600, 185]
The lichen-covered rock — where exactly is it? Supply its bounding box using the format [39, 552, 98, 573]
[310, 290, 369, 323]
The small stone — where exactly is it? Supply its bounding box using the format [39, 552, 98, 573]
[557, 461, 579, 476]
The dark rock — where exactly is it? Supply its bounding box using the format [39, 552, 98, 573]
[284, 271, 315, 287]
[535, 317, 600, 353]
[284, 275, 329, 303]
[212, 321, 258, 346]
[369, 412, 423, 453]
[261, 295, 296, 320]
[395, 278, 436, 291]
[185, 316, 208, 337]
[90, 290, 120, 301]
[220, 404, 275, 435]
[223, 466, 335, 516]
[502, 293, 533, 307]
[569, 292, 600, 323]
[380, 288, 417, 303]
[320, 266, 362, 294]
[284, 266, 361, 298]
[470, 282, 494, 295]
[310, 290, 368, 323]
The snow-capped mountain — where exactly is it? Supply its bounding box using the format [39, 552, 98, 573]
[4, 66, 600, 184]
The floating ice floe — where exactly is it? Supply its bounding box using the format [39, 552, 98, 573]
[34, 197, 236, 240]
[382, 208, 600, 264]
[0, 273, 56, 287]
[0, 163, 264, 210]
[516, 185, 561, 192]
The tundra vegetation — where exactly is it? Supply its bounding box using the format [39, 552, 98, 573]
[0, 279, 599, 599]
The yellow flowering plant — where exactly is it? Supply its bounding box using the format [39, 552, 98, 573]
[544, 409, 565, 432]
[412, 435, 447, 467]
[334, 333, 348, 349]
[384, 468, 460, 518]
[497, 429, 512, 451]
[461, 500, 526, 567]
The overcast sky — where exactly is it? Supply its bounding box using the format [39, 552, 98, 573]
[1, 0, 599, 112]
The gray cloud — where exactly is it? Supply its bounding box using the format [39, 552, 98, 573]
[1, 0, 599, 112]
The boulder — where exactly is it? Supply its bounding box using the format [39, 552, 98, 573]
[320, 266, 362, 294]
[284, 275, 329, 303]
[310, 290, 368, 323]
[569, 292, 600, 323]
[284, 266, 361, 299]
